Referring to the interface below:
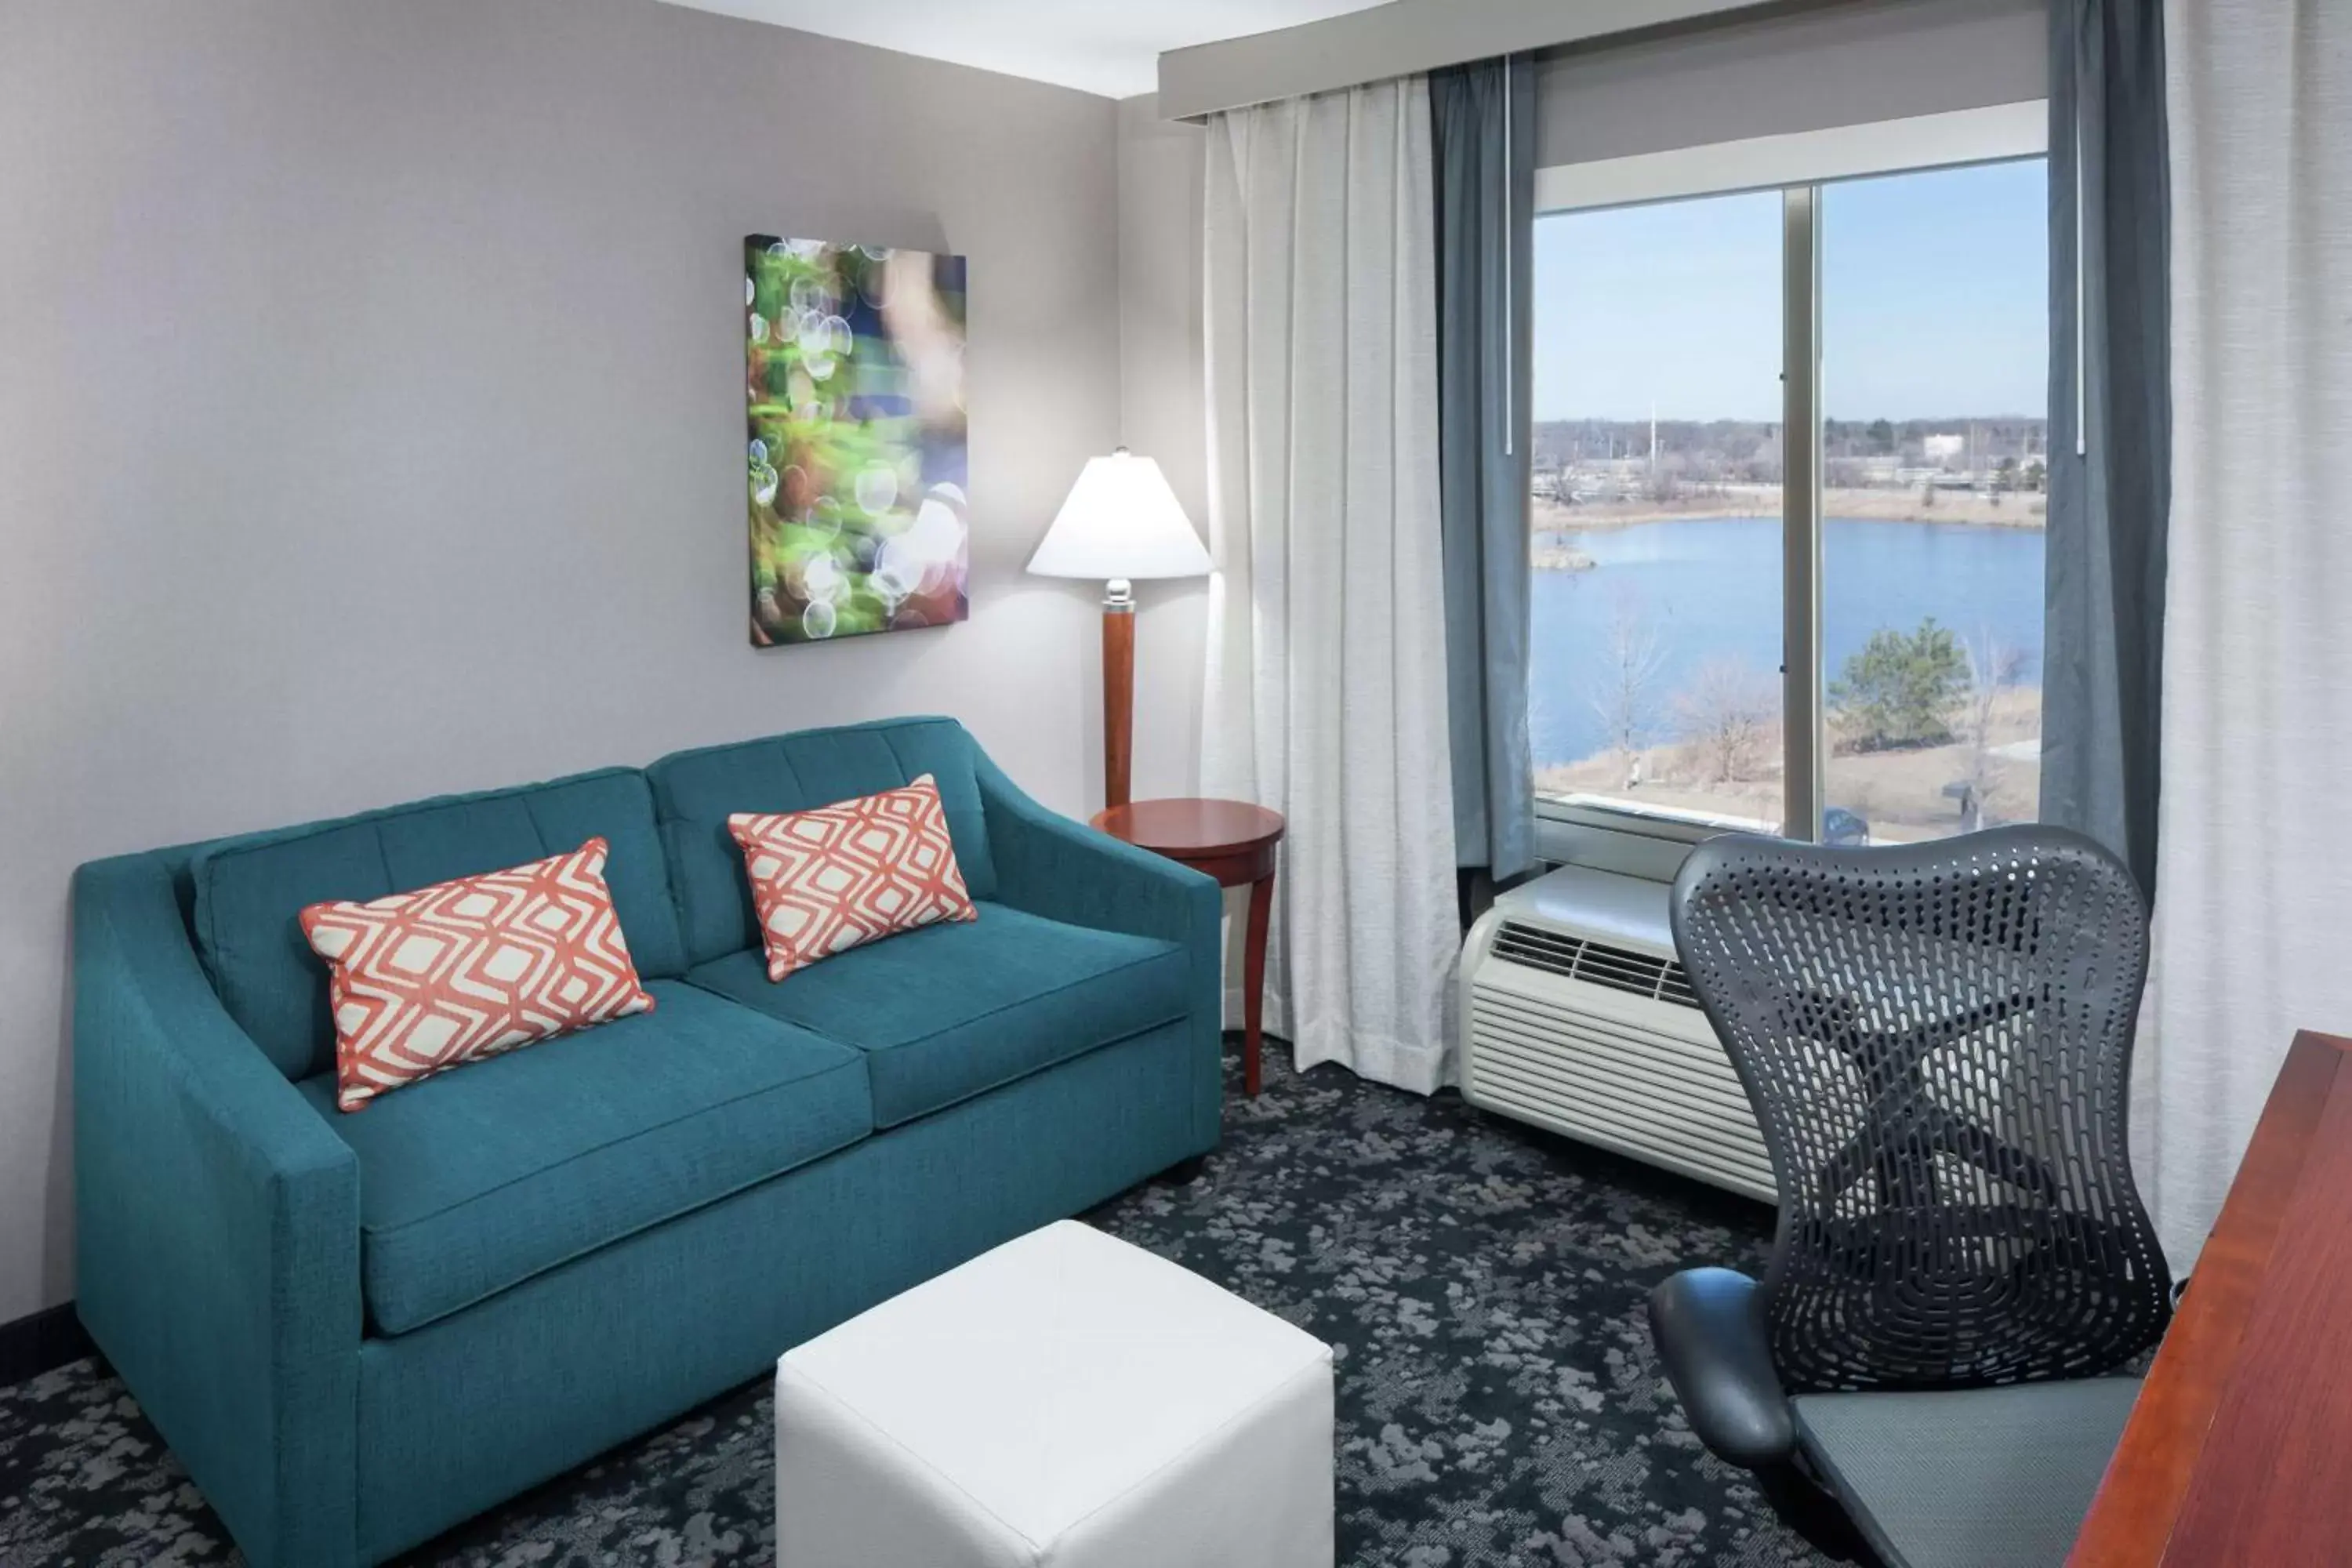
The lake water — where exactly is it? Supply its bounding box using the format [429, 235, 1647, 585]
[1530, 517, 2046, 768]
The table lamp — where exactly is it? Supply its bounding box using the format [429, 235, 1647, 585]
[1026, 448, 1212, 810]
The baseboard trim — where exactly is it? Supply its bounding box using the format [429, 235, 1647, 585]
[0, 1301, 93, 1388]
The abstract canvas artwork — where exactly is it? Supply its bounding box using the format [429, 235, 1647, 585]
[745, 236, 969, 645]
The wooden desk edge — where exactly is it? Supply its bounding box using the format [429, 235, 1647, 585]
[2067, 1029, 2352, 1566]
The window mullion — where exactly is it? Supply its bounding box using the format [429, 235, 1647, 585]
[1780, 184, 1825, 841]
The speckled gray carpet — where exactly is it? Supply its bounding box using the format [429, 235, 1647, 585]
[0, 1040, 1831, 1566]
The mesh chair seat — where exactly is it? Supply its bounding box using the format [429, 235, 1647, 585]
[1793, 1378, 2142, 1568]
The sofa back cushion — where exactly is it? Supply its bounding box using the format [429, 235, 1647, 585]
[649, 717, 997, 967]
[190, 769, 685, 1081]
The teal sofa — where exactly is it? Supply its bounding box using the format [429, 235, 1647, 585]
[71, 717, 1223, 1567]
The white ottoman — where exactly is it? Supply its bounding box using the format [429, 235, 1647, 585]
[774, 1219, 1334, 1568]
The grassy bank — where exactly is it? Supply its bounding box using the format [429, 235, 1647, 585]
[1536, 688, 2043, 844]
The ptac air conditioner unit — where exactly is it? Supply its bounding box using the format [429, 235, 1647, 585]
[1459, 863, 1775, 1202]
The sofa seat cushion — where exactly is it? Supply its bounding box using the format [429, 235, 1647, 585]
[688, 902, 1189, 1128]
[299, 979, 872, 1335]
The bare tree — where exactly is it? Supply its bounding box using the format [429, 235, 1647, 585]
[1588, 591, 1666, 786]
[1675, 658, 1777, 784]
[1961, 630, 2030, 813]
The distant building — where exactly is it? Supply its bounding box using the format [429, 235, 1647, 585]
[1922, 433, 1967, 466]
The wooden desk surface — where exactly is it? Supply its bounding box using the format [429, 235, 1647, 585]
[2071, 1029, 2352, 1566]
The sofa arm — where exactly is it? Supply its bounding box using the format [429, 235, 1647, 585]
[975, 755, 1221, 949]
[74, 853, 361, 1568]
[975, 756, 1225, 1150]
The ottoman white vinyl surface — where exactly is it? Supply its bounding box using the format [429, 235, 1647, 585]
[774, 1219, 1334, 1568]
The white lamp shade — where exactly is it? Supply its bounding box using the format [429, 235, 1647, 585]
[1026, 450, 1213, 582]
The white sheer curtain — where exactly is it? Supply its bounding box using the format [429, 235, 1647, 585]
[1200, 78, 1461, 1094]
[2138, 0, 2352, 1267]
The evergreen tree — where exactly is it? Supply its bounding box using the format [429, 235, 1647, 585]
[1830, 619, 1969, 750]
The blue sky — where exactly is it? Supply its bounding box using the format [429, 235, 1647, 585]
[1530, 157, 2049, 423]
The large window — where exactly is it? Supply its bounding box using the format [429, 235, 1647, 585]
[1530, 154, 2048, 847]
[1530, 190, 1786, 836]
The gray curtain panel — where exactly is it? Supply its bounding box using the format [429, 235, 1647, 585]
[2044, 0, 2169, 899]
[1432, 56, 1537, 880]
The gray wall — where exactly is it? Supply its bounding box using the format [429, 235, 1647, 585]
[0, 0, 1132, 1321]
[1117, 96, 1212, 802]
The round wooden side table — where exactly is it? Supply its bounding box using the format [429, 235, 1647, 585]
[1090, 797, 1285, 1097]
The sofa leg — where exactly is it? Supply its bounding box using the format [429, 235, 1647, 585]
[1156, 1154, 1209, 1186]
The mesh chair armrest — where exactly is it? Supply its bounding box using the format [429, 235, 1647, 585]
[1649, 1267, 1795, 1468]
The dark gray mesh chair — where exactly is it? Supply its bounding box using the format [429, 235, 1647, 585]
[1650, 826, 2171, 1568]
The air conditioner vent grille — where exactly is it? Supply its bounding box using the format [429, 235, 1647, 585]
[1490, 920, 1700, 1011]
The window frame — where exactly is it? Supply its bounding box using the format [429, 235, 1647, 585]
[1528, 103, 2051, 877]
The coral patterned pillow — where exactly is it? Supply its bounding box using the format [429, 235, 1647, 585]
[729, 774, 977, 982]
[299, 837, 656, 1112]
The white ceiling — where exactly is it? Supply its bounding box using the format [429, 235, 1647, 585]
[659, 0, 1393, 99]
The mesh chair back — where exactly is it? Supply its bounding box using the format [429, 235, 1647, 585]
[1671, 826, 2170, 1393]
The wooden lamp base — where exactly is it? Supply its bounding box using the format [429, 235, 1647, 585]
[1102, 579, 1134, 811]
